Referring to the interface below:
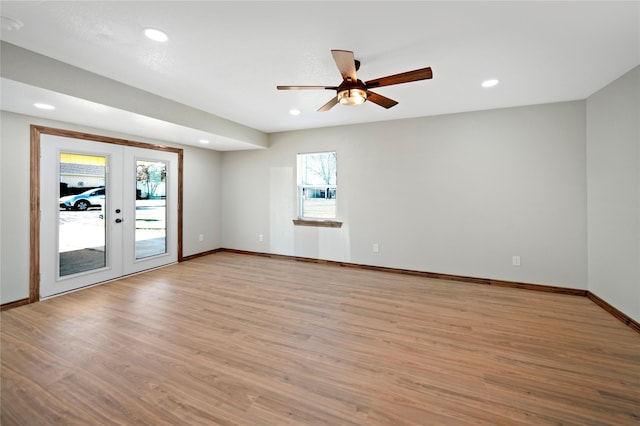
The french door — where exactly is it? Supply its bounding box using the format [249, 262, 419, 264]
[39, 134, 178, 298]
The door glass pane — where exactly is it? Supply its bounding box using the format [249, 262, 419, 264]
[135, 160, 167, 259]
[58, 153, 107, 276]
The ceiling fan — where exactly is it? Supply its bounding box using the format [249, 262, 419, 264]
[277, 49, 433, 112]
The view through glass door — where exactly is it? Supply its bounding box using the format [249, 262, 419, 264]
[134, 159, 168, 259]
[122, 146, 178, 276]
[40, 135, 178, 298]
[58, 153, 108, 276]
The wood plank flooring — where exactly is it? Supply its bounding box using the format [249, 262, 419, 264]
[2, 252, 639, 425]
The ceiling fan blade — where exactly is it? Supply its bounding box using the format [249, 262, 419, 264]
[365, 67, 433, 89]
[366, 91, 398, 109]
[277, 85, 338, 90]
[331, 50, 357, 81]
[317, 96, 339, 112]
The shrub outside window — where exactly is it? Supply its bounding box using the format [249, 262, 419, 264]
[297, 151, 337, 220]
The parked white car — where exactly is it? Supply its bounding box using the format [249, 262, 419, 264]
[59, 187, 105, 211]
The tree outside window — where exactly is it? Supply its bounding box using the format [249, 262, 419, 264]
[297, 152, 337, 219]
[136, 161, 167, 199]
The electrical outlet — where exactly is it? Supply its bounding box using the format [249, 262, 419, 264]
[512, 255, 521, 266]
[373, 243, 379, 253]
[198, 234, 204, 242]
[259, 234, 264, 242]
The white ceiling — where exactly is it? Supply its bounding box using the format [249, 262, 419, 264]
[1, 1, 639, 150]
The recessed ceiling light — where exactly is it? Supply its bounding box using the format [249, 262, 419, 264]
[34, 103, 55, 110]
[199, 139, 210, 144]
[289, 109, 301, 116]
[481, 79, 499, 88]
[144, 28, 168, 42]
[1, 16, 24, 31]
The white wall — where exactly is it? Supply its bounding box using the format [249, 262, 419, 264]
[222, 101, 588, 288]
[587, 66, 640, 322]
[182, 146, 222, 257]
[0, 111, 222, 304]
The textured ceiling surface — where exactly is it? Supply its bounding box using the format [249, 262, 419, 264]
[1, 1, 638, 149]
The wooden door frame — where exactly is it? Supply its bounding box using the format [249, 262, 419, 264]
[30, 125, 184, 303]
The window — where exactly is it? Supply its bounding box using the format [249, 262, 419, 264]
[297, 151, 337, 220]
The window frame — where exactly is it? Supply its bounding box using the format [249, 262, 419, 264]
[294, 151, 342, 227]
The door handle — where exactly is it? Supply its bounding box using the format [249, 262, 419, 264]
[115, 218, 123, 223]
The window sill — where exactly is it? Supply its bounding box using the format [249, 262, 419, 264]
[293, 219, 343, 228]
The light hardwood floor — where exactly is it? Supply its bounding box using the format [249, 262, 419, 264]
[2, 252, 639, 425]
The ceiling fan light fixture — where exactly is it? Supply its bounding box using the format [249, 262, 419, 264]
[277, 49, 432, 111]
[338, 88, 367, 106]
